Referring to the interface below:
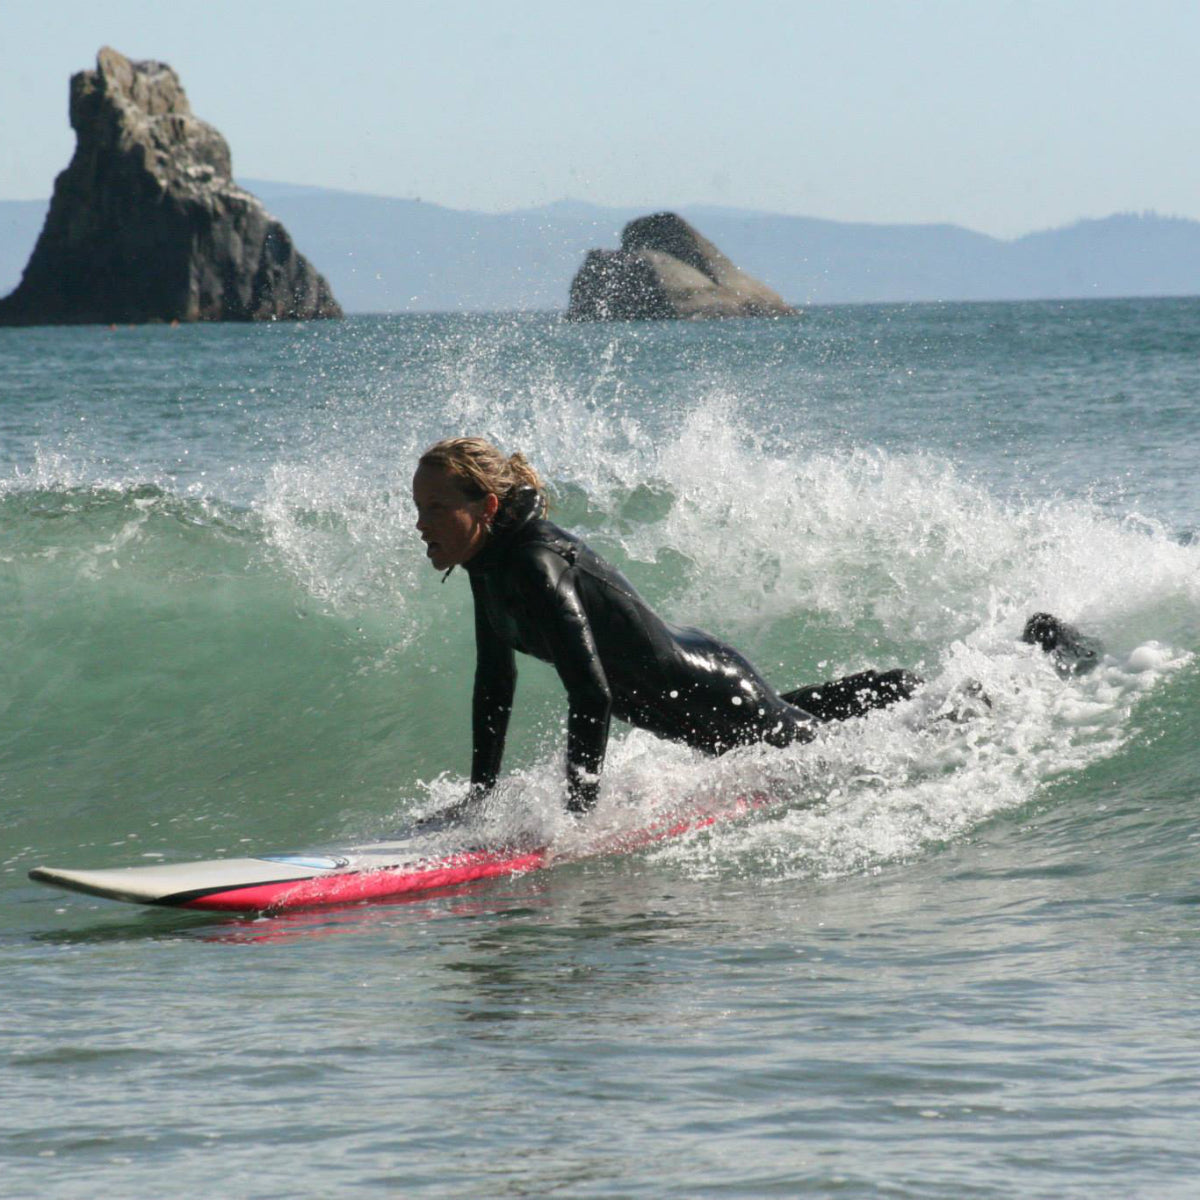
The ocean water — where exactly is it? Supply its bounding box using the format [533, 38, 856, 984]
[2, 299, 1199, 1198]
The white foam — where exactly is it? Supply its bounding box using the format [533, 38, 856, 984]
[1127, 641, 1174, 673]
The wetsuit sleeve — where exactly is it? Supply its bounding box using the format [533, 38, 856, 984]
[515, 546, 612, 811]
[469, 572, 516, 795]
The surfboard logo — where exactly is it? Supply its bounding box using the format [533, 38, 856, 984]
[258, 854, 349, 870]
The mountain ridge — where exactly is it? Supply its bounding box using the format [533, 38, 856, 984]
[3, 184, 1197, 313]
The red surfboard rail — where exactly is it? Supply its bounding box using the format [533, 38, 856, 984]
[179, 845, 550, 912]
[180, 792, 772, 913]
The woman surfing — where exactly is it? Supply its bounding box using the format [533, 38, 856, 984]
[412, 437, 924, 821]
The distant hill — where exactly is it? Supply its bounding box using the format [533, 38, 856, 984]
[2, 184, 1197, 313]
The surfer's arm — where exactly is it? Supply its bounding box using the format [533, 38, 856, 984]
[469, 573, 516, 796]
[517, 546, 612, 812]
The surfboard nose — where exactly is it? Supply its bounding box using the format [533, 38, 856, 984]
[28, 858, 319, 906]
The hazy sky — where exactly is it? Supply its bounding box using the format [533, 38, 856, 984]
[4, 0, 1199, 238]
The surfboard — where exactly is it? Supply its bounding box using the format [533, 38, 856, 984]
[28, 792, 769, 913]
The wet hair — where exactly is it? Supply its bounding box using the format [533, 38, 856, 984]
[417, 437, 548, 510]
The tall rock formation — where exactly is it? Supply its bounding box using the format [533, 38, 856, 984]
[567, 212, 795, 321]
[0, 47, 341, 326]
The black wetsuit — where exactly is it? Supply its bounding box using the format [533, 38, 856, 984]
[461, 488, 916, 812]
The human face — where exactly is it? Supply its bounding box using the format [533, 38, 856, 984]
[412, 463, 498, 570]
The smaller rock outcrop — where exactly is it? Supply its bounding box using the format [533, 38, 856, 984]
[567, 212, 795, 321]
[0, 47, 341, 326]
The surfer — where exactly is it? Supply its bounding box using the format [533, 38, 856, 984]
[413, 437, 921, 819]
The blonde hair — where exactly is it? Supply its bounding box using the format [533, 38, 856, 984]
[418, 437, 547, 509]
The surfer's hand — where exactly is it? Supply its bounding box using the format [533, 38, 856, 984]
[566, 776, 598, 815]
[414, 788, 487, 832]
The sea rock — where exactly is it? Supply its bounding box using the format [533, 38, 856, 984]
[0, 47, 341, 326]
[566, 212, 795, 320]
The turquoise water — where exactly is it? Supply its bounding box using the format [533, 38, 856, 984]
[2, 302, 1199, 1197]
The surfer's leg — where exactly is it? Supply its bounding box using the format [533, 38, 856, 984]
[647, 631, 822, 752]
[772, 613, 1097, 730]
[1022, 612, 1102, 676]
[781, 668, 921, 723]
